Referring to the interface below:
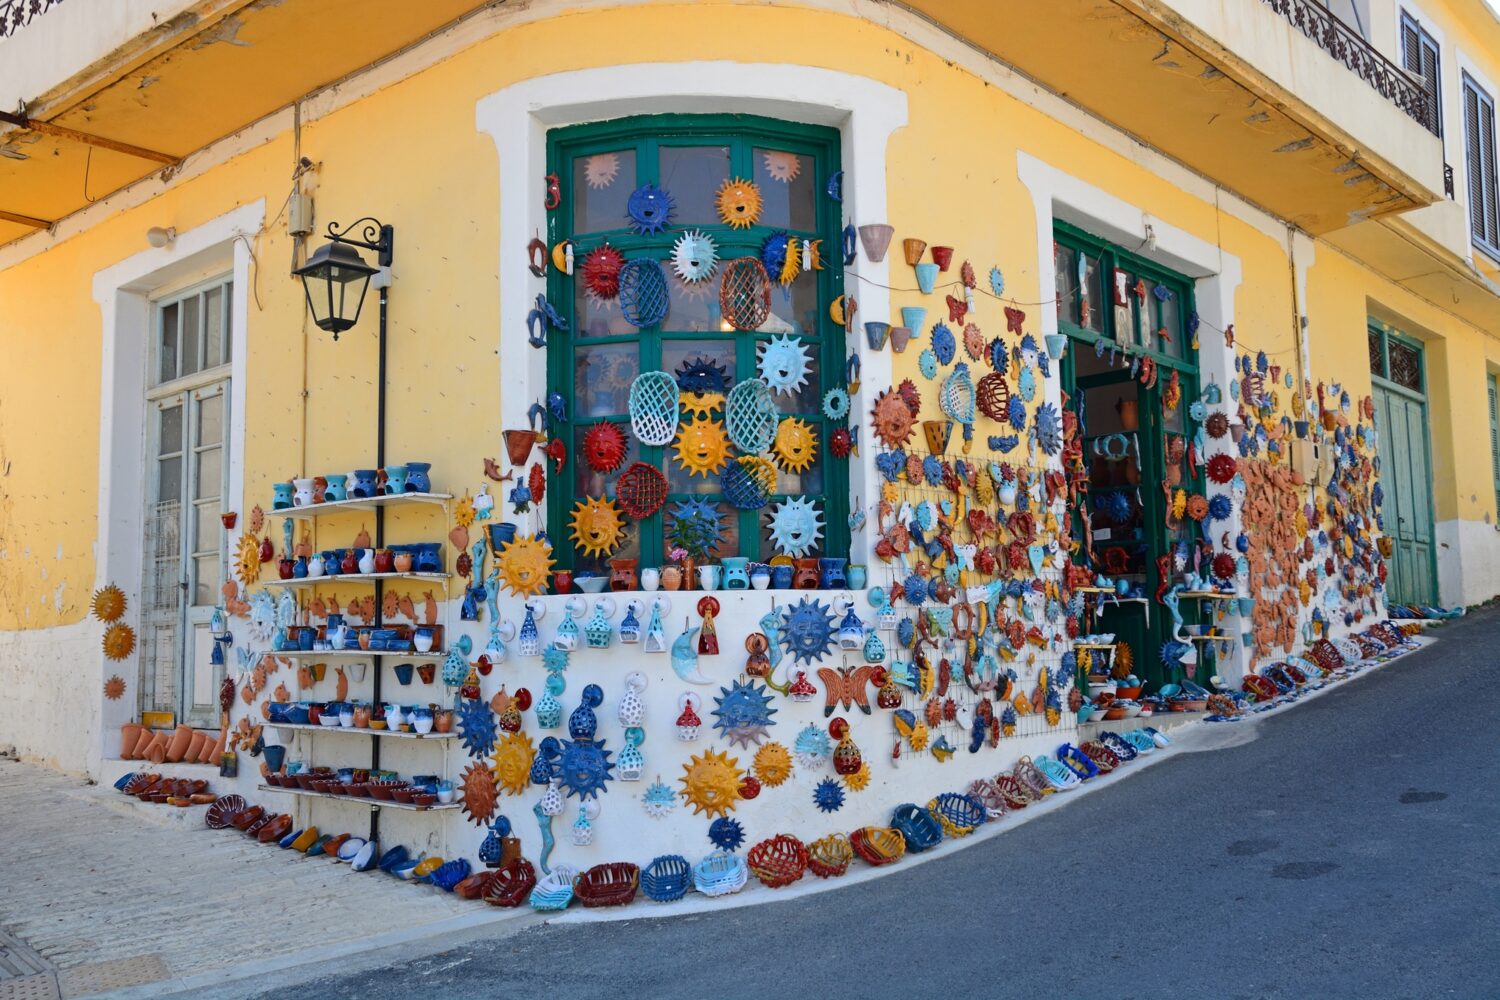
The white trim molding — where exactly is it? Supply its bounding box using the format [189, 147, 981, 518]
[476, 61, 908, 561]
[88, 199, 262, 772]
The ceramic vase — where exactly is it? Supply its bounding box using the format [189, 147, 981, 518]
[307, 554, 325, 579]
[639, 567, 660, 592]
[393, 550, 413, 573]
[434, 709, 454, 734]
[793, 558, 821, 590]
[721, 556, 750, 591]
[770, 563, 794, 589]
[750, 565, 771, 591]
[847, 564, 868, 590]
[697, 564, 719, 592]
[374, 549, 395, 573]
[819, 557, 848, 590]
[357, 548, 376, 575]
[411, 707, 434, 734]
[293, 556, 309, 579]
[660, 566, 682, 591]
[414, 627, 434, 653]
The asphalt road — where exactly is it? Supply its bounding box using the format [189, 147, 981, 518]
[240, 609, 1500, 1000]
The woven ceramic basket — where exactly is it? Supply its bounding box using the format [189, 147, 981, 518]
[692, 851, 749, 897]
[615, 461, 669, 520]
[619, 258, 670, 329]
[629, 371, 680, 446]
[890, 803, 943, 852]
[928, 792, 986, 838]
[725, 378, 779, 455]
[575, 862, 640, 907]
[719, 257, 772, 331]
[747, 834, 809, 889]
[806, 833, 853, 879]
[484, 858, 537, 907]
[850, 826, 906, 867]
[641, 854, 692, 902]
[528, 866, 578, 911]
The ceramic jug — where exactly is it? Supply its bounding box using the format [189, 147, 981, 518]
[639, 567, 660, 592]
[357, 548, 376, 574]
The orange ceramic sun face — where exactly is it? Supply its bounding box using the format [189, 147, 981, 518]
[773, 418, 817, 473]
[715, 178, 763, 229]
[569, 497, 625, 559]
[672, 416, 730, 478]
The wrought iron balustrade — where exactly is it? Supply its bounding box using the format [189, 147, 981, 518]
[1261, 0, 1440, 135]
[1, 0, 61, 40]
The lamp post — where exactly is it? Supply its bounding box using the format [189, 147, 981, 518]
[293, 218, 395, 845]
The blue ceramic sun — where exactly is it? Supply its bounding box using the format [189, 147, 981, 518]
[1036, 401, 1062, 456]
[458, 699, 498, 758]
[760, 231, 794, 281]
[931, 322, 956, 365]
[758, 334, 813, 397]
[989, 267, 1005, 297]
[821, 387, 850, 421]
[711, 679, 777, 749]
[918, 348, 939, 380]
[1008, 395, 1027, 432]
[557, 737, 615, 800]
[793, 723, 832, 766]
[626, 182, 675, 235]
[767, 497, 823, 558]
[1207, 493, 1233, 522]
[676, 356, 730, 394]
[781, 597, 835, 666]
[813, 778, 845, 813]
[708, 816, 745, 851]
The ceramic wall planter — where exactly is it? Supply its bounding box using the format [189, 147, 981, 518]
[890, 327, 912, 353]
[720, 557, 750, 590]
[1044, 333, 1068, 360]
[901, 306, 926, 332]
[771, 563, 794, 589]
[864, 321, 890, 351]
[857, 224, 895, 263]
[914, 262, 938, 295]
[902, 238, 927, 267]
[930, 246, 954, 271]
[394, 663, 415, 685]
[819, 557, 847, 590]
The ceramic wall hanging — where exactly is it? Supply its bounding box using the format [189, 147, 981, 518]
[672, 416, 731, 478]
[711, 679, 777, 748]
[615, 461, 668, 520]
[780, 596, 836, 666]
[716, 177, 763, 229]
[626, 182, 674, 235]
[758, 334, 813, 397]
[678, 748, 744, 817]
[628, 371, 680, 447]
[872, 390, 917, 449]
[724, 378, 778, 456]
[495, 535, 554, 598]
[568, 497, 625, 559]
[719, 257, 772, 331]
[581, 422, 627, 474]
[768, 498, 824, 558]
[671, 230, 719, 283]
[582, 244, 625, 299]
[773, 418, 818, 473]
[858, 224, 895, 263]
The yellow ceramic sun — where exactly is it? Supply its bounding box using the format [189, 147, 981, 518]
[495, 534, 555, 598]
[679, 390, 725, 418]
[569, 496, 625, 558]
[843, 760, 871, 792]
[489, 731, 535, 796]
[715, 177, 763, 229]
[236, 533, 261, 586]
[773, 417, 817, 473]
[907, 719, 930, 751]
[672, 415, 731, 478]
[454, 492, 476, 528]
[752, 741, 793, 787]
[678, 748, 743, 818]
[92, 584, 127, 622]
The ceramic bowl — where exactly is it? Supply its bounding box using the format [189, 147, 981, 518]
[411, 793, 437, 808]
[390, 787, 415, 804]
[575, 575, 608, 594]
[368, 783, 396, 801]
[369, 720, 387, 731]
[318, 714, 341, 727]
[337, 837, 367, 862]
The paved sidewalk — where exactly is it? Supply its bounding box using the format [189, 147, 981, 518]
[0, 760, 525, 998]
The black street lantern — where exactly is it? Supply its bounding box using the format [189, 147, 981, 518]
[293, 218, 393, 339]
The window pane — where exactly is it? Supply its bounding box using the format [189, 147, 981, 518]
[204, 287, 225, 367]
[195, 447, 222, 500]
[159, 404, 183, 455]
[1388, 340, 1422, 391]
[663, 340, 736, 393]
[753, 148, 817, 231]
[158, 457, 181, 503]
[223, 281, 234, 363]
[572, 149, 636, 234]
[194, 555, 218, 606]
[765, 277, 819, 335]
[1368, 329, 1385, 375]
[159, 303, 179, 383]
[659, 145, 730, 226]
[1080, 253, 1105, 334]
[197, 393, 223, 447]
[1054, 244, 1078, 326]
[575, 281, 629, 338]
[181, 295, 200, 377]
[574, 343, 637, 418]
[193, 503, 219, 551]
[665, 270, 725, 333]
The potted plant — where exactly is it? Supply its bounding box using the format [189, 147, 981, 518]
[666, 514, 717, 591]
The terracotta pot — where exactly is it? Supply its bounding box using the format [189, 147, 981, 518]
[902, 238, 927, 267]
[890, 327, 912, 353]
[1117, 399, 1139, 432]
[793, 558, 821, 590]
[660, 566, 682, 591]
[504, 429, 538, 466]
[132, 726, 156, 759]
[164, 724, 193, 763]
[930, 246, 954, 271]
[857, 224, 895, 263]
[120, 723, 142, 760]
[434, 709, 454, 734]
[146, 734, 168, 764]
[206, 726, 227, 764]
[417, 663, 437, 684]
[393, 551, 413, 573]
[353, 704, 372, 729]
[186, 731, 210, 762]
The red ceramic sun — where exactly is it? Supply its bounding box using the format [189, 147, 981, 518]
[582, 422, 627, 473]
[1206, 453, 1238, 484]
[582, 244, 625, 299]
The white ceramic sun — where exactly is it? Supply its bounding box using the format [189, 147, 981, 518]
[767, 497, 824, 558]
[758, 334, 812, 398]
[671, 230, 719, 284]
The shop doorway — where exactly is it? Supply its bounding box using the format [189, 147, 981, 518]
[1368, 321, 1437, 607]
[142, 277, 235, 728]
[1054, 223, 1203, 690]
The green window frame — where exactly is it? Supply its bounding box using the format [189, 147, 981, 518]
[545, 113, 849, 573]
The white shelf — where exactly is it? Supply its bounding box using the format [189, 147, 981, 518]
[272, 722, 457, 740]
[269, 493, 453, 517]
[273, 649, 446, 661]
[266, 571, 449, 587]
[258, 784, 458, 811]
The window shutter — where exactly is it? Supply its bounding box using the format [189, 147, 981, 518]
[1467, 80, 1484, 240]
[1483, 92, 1499, 247]
[1402, 14, 1441, 135]
[1490, 375, 1500, 519]
[1464, 76, 1500, 252]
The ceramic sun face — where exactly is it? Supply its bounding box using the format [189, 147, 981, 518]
[626, 183, 675, 235]
[671, 230, 718, 284]
[768, 497, 824, 557]
[773, 417, 818, 473]
[569, 497, 625, 559]
[672, 416, 731, 478]
[679, 748, 744, 817]
[716, 177, 763, 229]
[758, 334, 812, 397]
[496, 534, 555, 598]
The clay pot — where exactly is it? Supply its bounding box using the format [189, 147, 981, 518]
[417, 664, 437, 684]
[890, 327, 912, 353]
[857, 224, 895, 263]
[660, 566, 683, 592]
[393, 550, 413, 573]
[922, 419, 954, 456]
[145, 734, 168, 765]
[166, 725, 194, 763]
[504, 429, 539, 466]
[120, 723, 142, 760]
[1116, 399, 1139, 432]
[374, 549, 395, 573]
[930, 246, 954, 271]
[186, 731, 209, 762]
[902, 238, 927, 267]
[793, 558, 821, 590]
[353, 704, 372, 729]
[206, 726, 227, 764]
[132, 726, 156, 759]
[434, 709, 455, 734]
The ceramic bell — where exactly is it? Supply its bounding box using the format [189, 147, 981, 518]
[619, 603, 642, 644]
[675, 693, 702, 741]
[555, 605, 580, 651]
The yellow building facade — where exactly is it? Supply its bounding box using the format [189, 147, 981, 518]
[0, 0, 1491, 866]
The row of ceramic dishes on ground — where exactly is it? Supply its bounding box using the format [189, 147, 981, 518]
[265, 766, 455, 807]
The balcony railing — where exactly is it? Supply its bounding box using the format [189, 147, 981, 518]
[1261, 0, 1440, 135]
[1, 0, 61, 40]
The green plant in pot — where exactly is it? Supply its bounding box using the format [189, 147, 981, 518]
[665, 499, 725, 591]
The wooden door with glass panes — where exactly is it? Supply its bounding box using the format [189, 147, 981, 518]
[143, 278, 233, 727]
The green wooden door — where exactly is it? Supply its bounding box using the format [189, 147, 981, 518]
[1371, 384, 1436, 606]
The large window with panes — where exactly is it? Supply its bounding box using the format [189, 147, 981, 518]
[545, 114, 850, 575]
